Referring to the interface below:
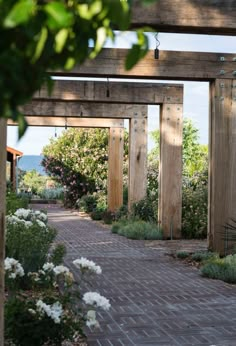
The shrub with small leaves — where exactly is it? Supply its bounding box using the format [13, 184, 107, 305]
[112, 220, 162, 240]
[176, 251, 190, 259]
[6, 192, 29, 214]
[77, 194, 98, 213]
[131, 196, 157, 223]
[49, 244, 67, 266]
[200, 254, 236, 283]
[191, 251, 218, 262]
[6, 208, 56, 273]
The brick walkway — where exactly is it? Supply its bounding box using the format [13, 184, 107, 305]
[43, 205, 236, 346]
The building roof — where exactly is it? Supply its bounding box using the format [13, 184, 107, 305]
[6, 146, 23, 156]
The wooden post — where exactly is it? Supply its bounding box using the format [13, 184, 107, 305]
[128, 116, 148, 209]
[159, 104, 183, 239]
[208, 79, 236, 255]
[0, 118, 7, 346]
[107, 127, 124, 211]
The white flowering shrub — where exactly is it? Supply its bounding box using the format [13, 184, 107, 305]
[6, 208, 56, 272]
[5, 256, 111, 346]
[73, 257, 102, 275]
[4, 257, 24, 279]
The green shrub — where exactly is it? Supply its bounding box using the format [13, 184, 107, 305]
[102, 210, 114, 224]
[77, 194, 97, 213]
[182, 181, 208, 239]
[176, 251, 190, 259]
[131, 196, 157, 223]
[39, 187, 64, 200]
[111, 220, 127, 234]
[6, 209, 56, 273]
[201, 254, 236, 283]
[112, 220, 162, 240]
[115, 204, 129, 220]
[91, 210, 103, 221]
[6, 192, 29, 214]
[95, 192, 107, 212]
[49, 243, 67, 266]
[123, 185, 128, 205]
[191, 251, 218, 262]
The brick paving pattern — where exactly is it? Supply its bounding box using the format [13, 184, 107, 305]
[42, 205, 236, 346]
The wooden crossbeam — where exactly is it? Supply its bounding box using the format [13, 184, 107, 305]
[131, 0, 236, 36]
[8, 117, 124, 128]
[34, 81, 183, 104]
[52, 49, 236, 81]
[20, 101, 146, 119]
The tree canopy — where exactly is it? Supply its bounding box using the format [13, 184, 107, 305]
[42, 128, 128, 206]
[0, 0, 153, 136]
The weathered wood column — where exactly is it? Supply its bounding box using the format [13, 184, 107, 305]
[159, 104, 183, 239]
[107, 126, 124, 211]
[128, 110, 148, 209]
[0, 118, 7, 346]
[208, 79, 236, 255]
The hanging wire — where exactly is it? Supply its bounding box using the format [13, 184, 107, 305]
[106, 77, 110, 97]
[65, 117, 68, 130]
[154, 33, 160, 59]
[54, 127, 57, 138]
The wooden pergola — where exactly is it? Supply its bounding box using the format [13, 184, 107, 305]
[47, 49, 236, 256]
[10, 81, 184, 237]
[1, 2, 236, 343]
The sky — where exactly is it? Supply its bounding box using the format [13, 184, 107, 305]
[7, 32, 236, 155]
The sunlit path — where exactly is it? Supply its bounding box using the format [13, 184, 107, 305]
[43, 205, 236, 346]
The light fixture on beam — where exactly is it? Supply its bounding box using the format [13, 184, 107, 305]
[106, 77, 110, 97]
[154, 33, 160, 60]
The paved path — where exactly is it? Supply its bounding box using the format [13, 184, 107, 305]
[44, 206, 236, 346]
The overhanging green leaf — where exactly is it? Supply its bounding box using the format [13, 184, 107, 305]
[44, 2, 73, 29]
[3, 0, 35, 28]
[32, 27, 48, 63]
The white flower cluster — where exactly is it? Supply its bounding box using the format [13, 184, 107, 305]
[14, 208, 32, 220]
[36, 300, 63, 324]
[4, 257, 24, 279]
[83, 292, 111, 311]
[6, 215, 33, 228]
[73, 257, 102, 274]
[6, 208, 48, 230]
[43, 262, 55, 271]
[34, 210, 48, 223]
[86, 310, 99, 328]
[36, 219, 47, 228]
[53, 265, 70, 276]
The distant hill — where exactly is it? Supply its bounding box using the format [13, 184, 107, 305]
[18, 155, 46, 176]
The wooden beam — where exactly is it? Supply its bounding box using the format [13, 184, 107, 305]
[159, 104, 183, 239]
[35, 81, 183, 104]
[208, 79, 236, 255]
[8, 117, 124, 128]
[131, 0, 236, 36]
[20, 101, 147, 119]
[0, 119, 7, 346]
[108, 127, 124, 211]
[52, 49, 236, 81]
[128, 114, 148, 209]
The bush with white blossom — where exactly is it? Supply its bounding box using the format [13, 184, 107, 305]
[6, 208, 56, 272]
[5, 253, 110, 345]
[4, 257, 24, 279]
[73, 257, 102, 275]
